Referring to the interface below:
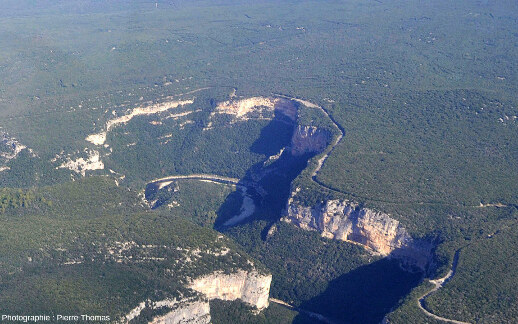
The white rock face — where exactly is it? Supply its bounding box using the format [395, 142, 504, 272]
[122, 269, 271, 323]
[214, 97, 277, 118]
[123, 297, 210, 324]
[284, 200, 431, 270]
[1, 132, 30, 169]
[125, 301, 147, 322]
[149, 299, 210, 324]
[189, 270, 272, 310]
[86, 99, 194, 145]
[58, 149, 104, 176]
[290, 125, 331, 156]
[85, 132, 106, 146]
[206, 97, 297, 129]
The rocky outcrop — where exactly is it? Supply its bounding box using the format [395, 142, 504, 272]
[58, 149, 104, 176]
[189, 270, 272, 310]
[291, 125, 331, 156]
[149, 299, 211, 324]
[213, 97, 277, 118]
[122, 269, 272, 323]
[206, 97, 297, 130]
[0, 132, 34, 170]
[86, 99, 194, 146]
[123, 297, 210, 324]
[283, 199, 431, 270]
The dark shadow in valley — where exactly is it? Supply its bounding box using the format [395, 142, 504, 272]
[143, 98, 424, 324]
[214, 102, 318, 231]
[142, 98, 317, 229]
[207, 99, 424, 324]
[292, 257, 423, 324]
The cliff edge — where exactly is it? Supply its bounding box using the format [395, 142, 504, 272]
[283, 199, 432, 270]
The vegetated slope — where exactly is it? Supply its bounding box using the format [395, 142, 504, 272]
[226, 221, 422, 324]
[318, 90, 518, 206]
[0, 177, 285, 322]
[150, 179, 238, 227]
[0, 0, 517, 323]
[425, 222, 518, 323]
[210, 300, 315, 324]
[103, 93, 295, 182]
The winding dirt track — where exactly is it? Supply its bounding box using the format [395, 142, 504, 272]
[417, 249, 471, 324]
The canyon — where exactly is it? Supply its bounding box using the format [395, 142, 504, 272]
[135, 94, 433, 322]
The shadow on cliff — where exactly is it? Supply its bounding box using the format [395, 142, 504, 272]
[292, 257, 423, 324]
[214, 104, 318, 231]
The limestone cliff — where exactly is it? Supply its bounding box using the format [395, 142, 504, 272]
[206, 96, 297, 128]
[283, 199, 431, 270]
[291, 125, 331, 156]
[189, 270, 272, 310]
[123, 297, 210, 324]
[149, 299, 211, 324]
[122, 269, 271, 323]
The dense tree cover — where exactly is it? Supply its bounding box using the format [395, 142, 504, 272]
[425, 222, 518, 323]
[0, 177, 267, 320]
[0, 150, 71, 188]
[106, 110, 285, 182]
[151, 179, 241, 227]
[0, 0, 516, 322]
[0, 187, 49, 213]
[210, 300, 315, 324]
[0, 263, 169, 317]
[226, 221, 422, 324]
[318, 90, 518, 207]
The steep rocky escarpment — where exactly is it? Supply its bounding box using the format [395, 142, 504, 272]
[204, 96, 298, 131]
[149, 299, 210, 324]
[122, 270, 271, 323]
[189, 270, 272, 310]
[283, 199, 432, 270]
[290, 125, 331, 156]
[211, 97, 297, 121]
[103, 242, 272, 320]
[124, 297, 211, 324]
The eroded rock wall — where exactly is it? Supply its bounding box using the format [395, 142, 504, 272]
[291, 125, 331, 156]
[283, 199, 431, 270]
[123, 269, 272, 323]
[149, 299, 211, 324]
[123, 297, 210, 324]
[189, 270, 272, 310]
